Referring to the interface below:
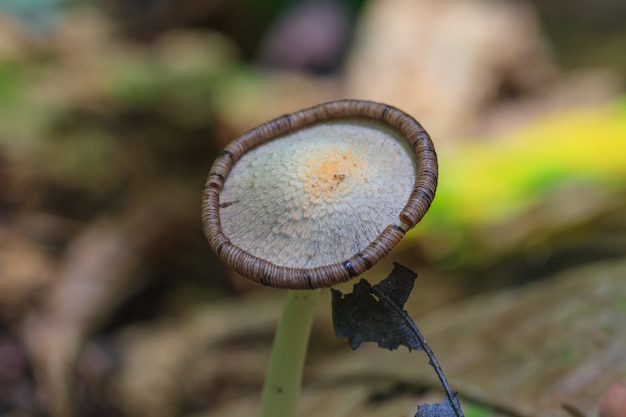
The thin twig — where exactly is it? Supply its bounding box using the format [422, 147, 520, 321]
[372, 287, 465, 417]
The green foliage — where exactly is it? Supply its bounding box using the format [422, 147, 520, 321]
[425, 99, 626, 230]
[0, 63, 26, 108]
[405, 98, 626, 268]
[462, 402, 491, 417]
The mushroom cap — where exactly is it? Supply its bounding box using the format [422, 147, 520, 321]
[202, 100, 437, 289]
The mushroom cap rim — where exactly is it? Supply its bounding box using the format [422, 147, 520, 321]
[201, 99, 438, 290]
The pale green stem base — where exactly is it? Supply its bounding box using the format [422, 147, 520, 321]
[259, 289, 321, 417]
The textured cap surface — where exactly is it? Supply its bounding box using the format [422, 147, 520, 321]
[219, 120, 416, 269]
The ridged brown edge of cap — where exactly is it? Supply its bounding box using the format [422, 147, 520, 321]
[201, 99, 438, 289]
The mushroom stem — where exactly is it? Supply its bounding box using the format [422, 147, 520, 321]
[260, 288, 321, 417]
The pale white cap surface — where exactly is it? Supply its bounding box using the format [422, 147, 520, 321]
[219, 119, 416, 269]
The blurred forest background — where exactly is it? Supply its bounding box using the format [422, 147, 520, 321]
[0, 0, 625, 416]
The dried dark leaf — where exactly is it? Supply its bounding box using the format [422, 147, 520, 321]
[415, 398, 456, 417]
[332, 262, 465, 417]
[331, 262, 419, 350]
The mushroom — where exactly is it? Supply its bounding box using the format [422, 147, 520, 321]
[201, 99, 437, 417]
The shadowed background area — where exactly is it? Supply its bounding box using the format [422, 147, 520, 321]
[0, 0, 625, 416]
